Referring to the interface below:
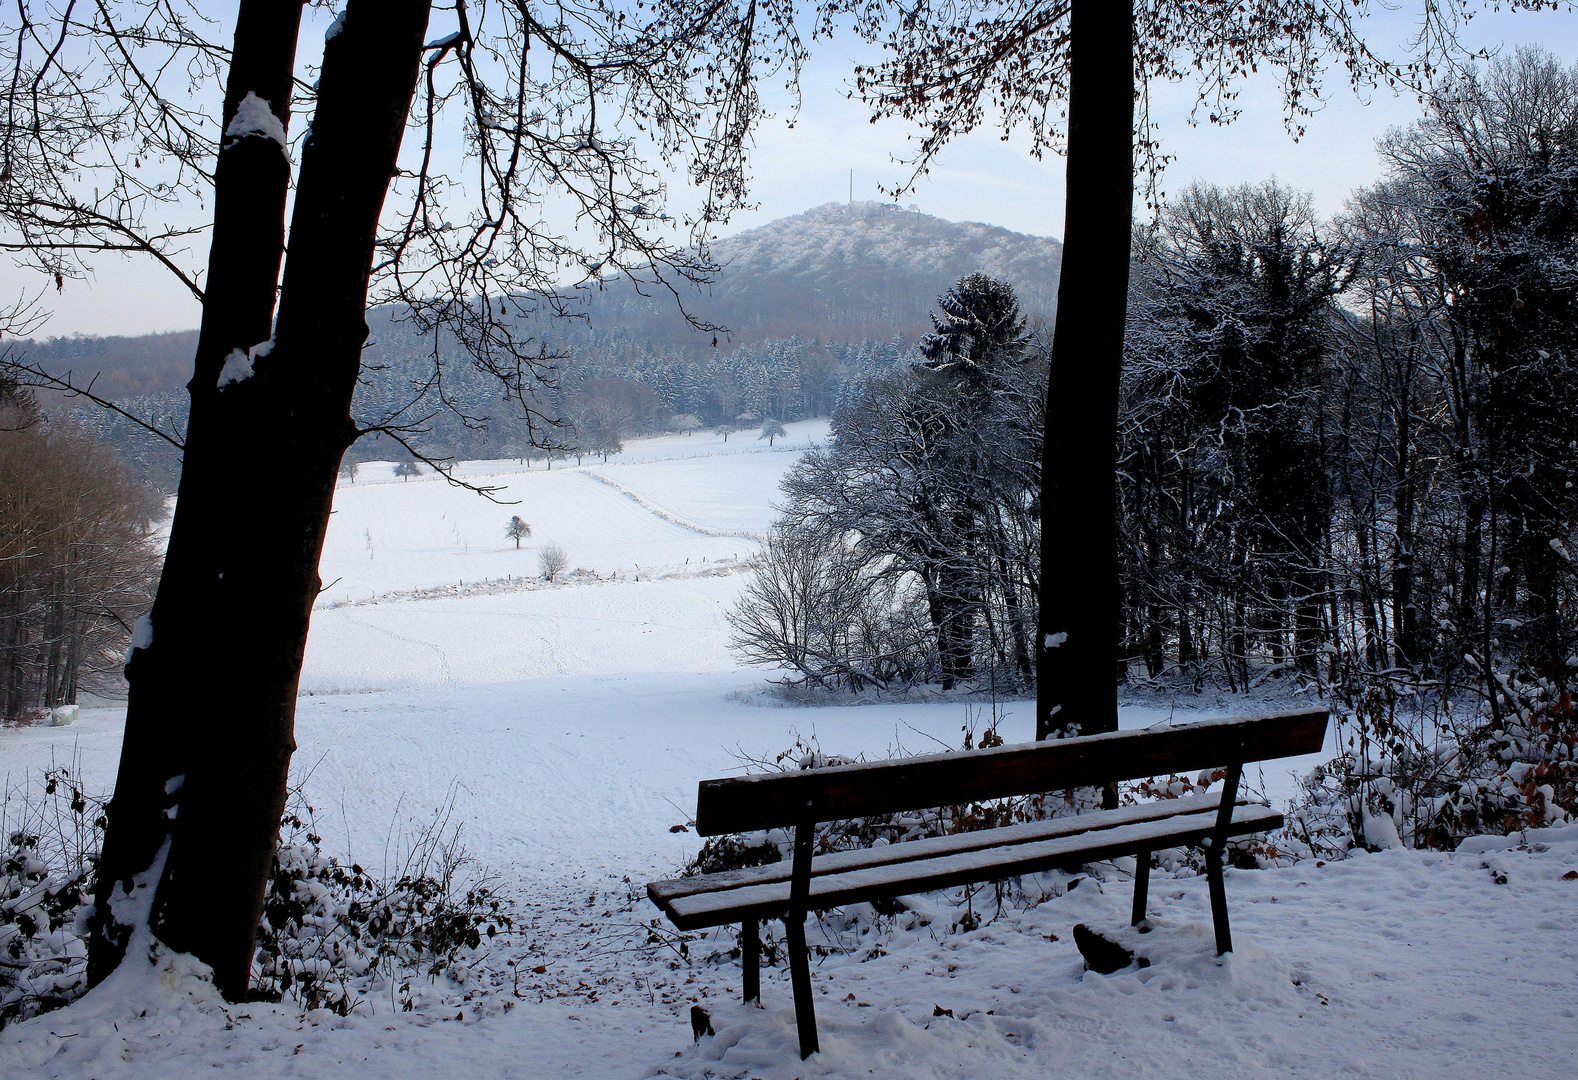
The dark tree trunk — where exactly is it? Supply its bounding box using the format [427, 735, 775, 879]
[1356, 520, 1382, 669]
[990, 532, 1035, 685]
[1036, 0, 1133, 741]
[1461, 496, 1484, 640]
[89, 0, 307, 989]
[1266, 581, 1287, 666]
[1177, 591, 1195, 668]
[149, 0, 433, 1000]
[1145, 599, 1164, 678]
[1294, 574, 1324, 677]
[1392, 381, 1416, 667]
[922, 573, 953, 689]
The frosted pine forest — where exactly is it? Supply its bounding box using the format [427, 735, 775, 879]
[4, 25, 1578, 1080]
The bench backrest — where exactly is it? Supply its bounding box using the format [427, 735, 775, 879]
[694, 708, 1328, 835]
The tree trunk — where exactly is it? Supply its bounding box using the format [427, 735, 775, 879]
[1461, 496, 1484, 643]
[1392, 378, 1416, 667]
[1037, 0, 1133, 741]
[89, 0, 307, 989]
[989, 520, 1035, 686]
[149, 0, 433, 1000]
[1177, 591, 1195, 668]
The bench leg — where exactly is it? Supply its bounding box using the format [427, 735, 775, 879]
[1205, 844, 1232, 955]
[741, 918, 760, 1004]
[783, 914, 819, 1059]
[1131, 849, 1150, 926]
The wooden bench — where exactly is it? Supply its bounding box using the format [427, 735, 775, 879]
[648, 708, 1328, 1058]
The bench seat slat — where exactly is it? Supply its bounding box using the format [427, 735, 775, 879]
[660, 804, 1283, 930]
[648, 791, 1246, 906]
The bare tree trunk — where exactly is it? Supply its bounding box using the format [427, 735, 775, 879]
[988, 521, 1035, 685]
[1177, 588, 1195, 668]
[89, 0, 307, 988]
[1392, 375, 1417, 667]
[1037, 0, 1132, 741]
[151, 0, 433, 999]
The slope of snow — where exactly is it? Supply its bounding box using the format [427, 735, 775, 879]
[318, 421, 824, 606]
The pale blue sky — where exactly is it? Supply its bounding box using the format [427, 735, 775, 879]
[8, 3, 1577, 338]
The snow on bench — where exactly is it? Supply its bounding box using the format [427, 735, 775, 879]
[664, 804, 1284, 927]
[652, 790, 1254, 909]
[646, 707, 1329, 1060]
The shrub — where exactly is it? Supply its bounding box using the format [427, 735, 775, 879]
[250, 789, 512, 1014]
[1, 769, 515, 1028]
[539, 543, 568, 581]
[0, 760, 100, 1027]
[1284, 664, 1577, 859]
[727, 530, 937, 693]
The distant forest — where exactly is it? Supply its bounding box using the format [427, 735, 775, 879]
[45, 328, 935, 491]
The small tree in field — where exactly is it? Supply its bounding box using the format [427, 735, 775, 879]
[539, 543, 568, 581]
[505, 516, 532, 548]
[673, 413, 703, 435]
[339, 457, 358, 485]
[717, 424, 738, 442]
[759, 418, 786, 446]
[593, 426, 623, 462]
[394, 461, 422, 482]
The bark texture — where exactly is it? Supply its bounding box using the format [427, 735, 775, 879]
[1036, 0, 1134, 741]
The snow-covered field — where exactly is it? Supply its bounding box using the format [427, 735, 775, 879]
[4, 418, 1576, 1078]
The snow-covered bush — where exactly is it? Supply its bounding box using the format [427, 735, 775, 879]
[1433, 671, 1576, 834]
[539, 543, 569, 581]
[727, 531, 939, 694]
[0, 771, 514, 1028]
[250, 792, 513, 1014]
[0, 762, 100, 1028]
[1285, 664, 1577, 860]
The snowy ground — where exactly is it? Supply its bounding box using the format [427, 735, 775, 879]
[4, 417, 1575, 1078]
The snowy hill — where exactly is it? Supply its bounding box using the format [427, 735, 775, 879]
[713, 202, 1061, 313]
[581, 201, 1062, 347]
